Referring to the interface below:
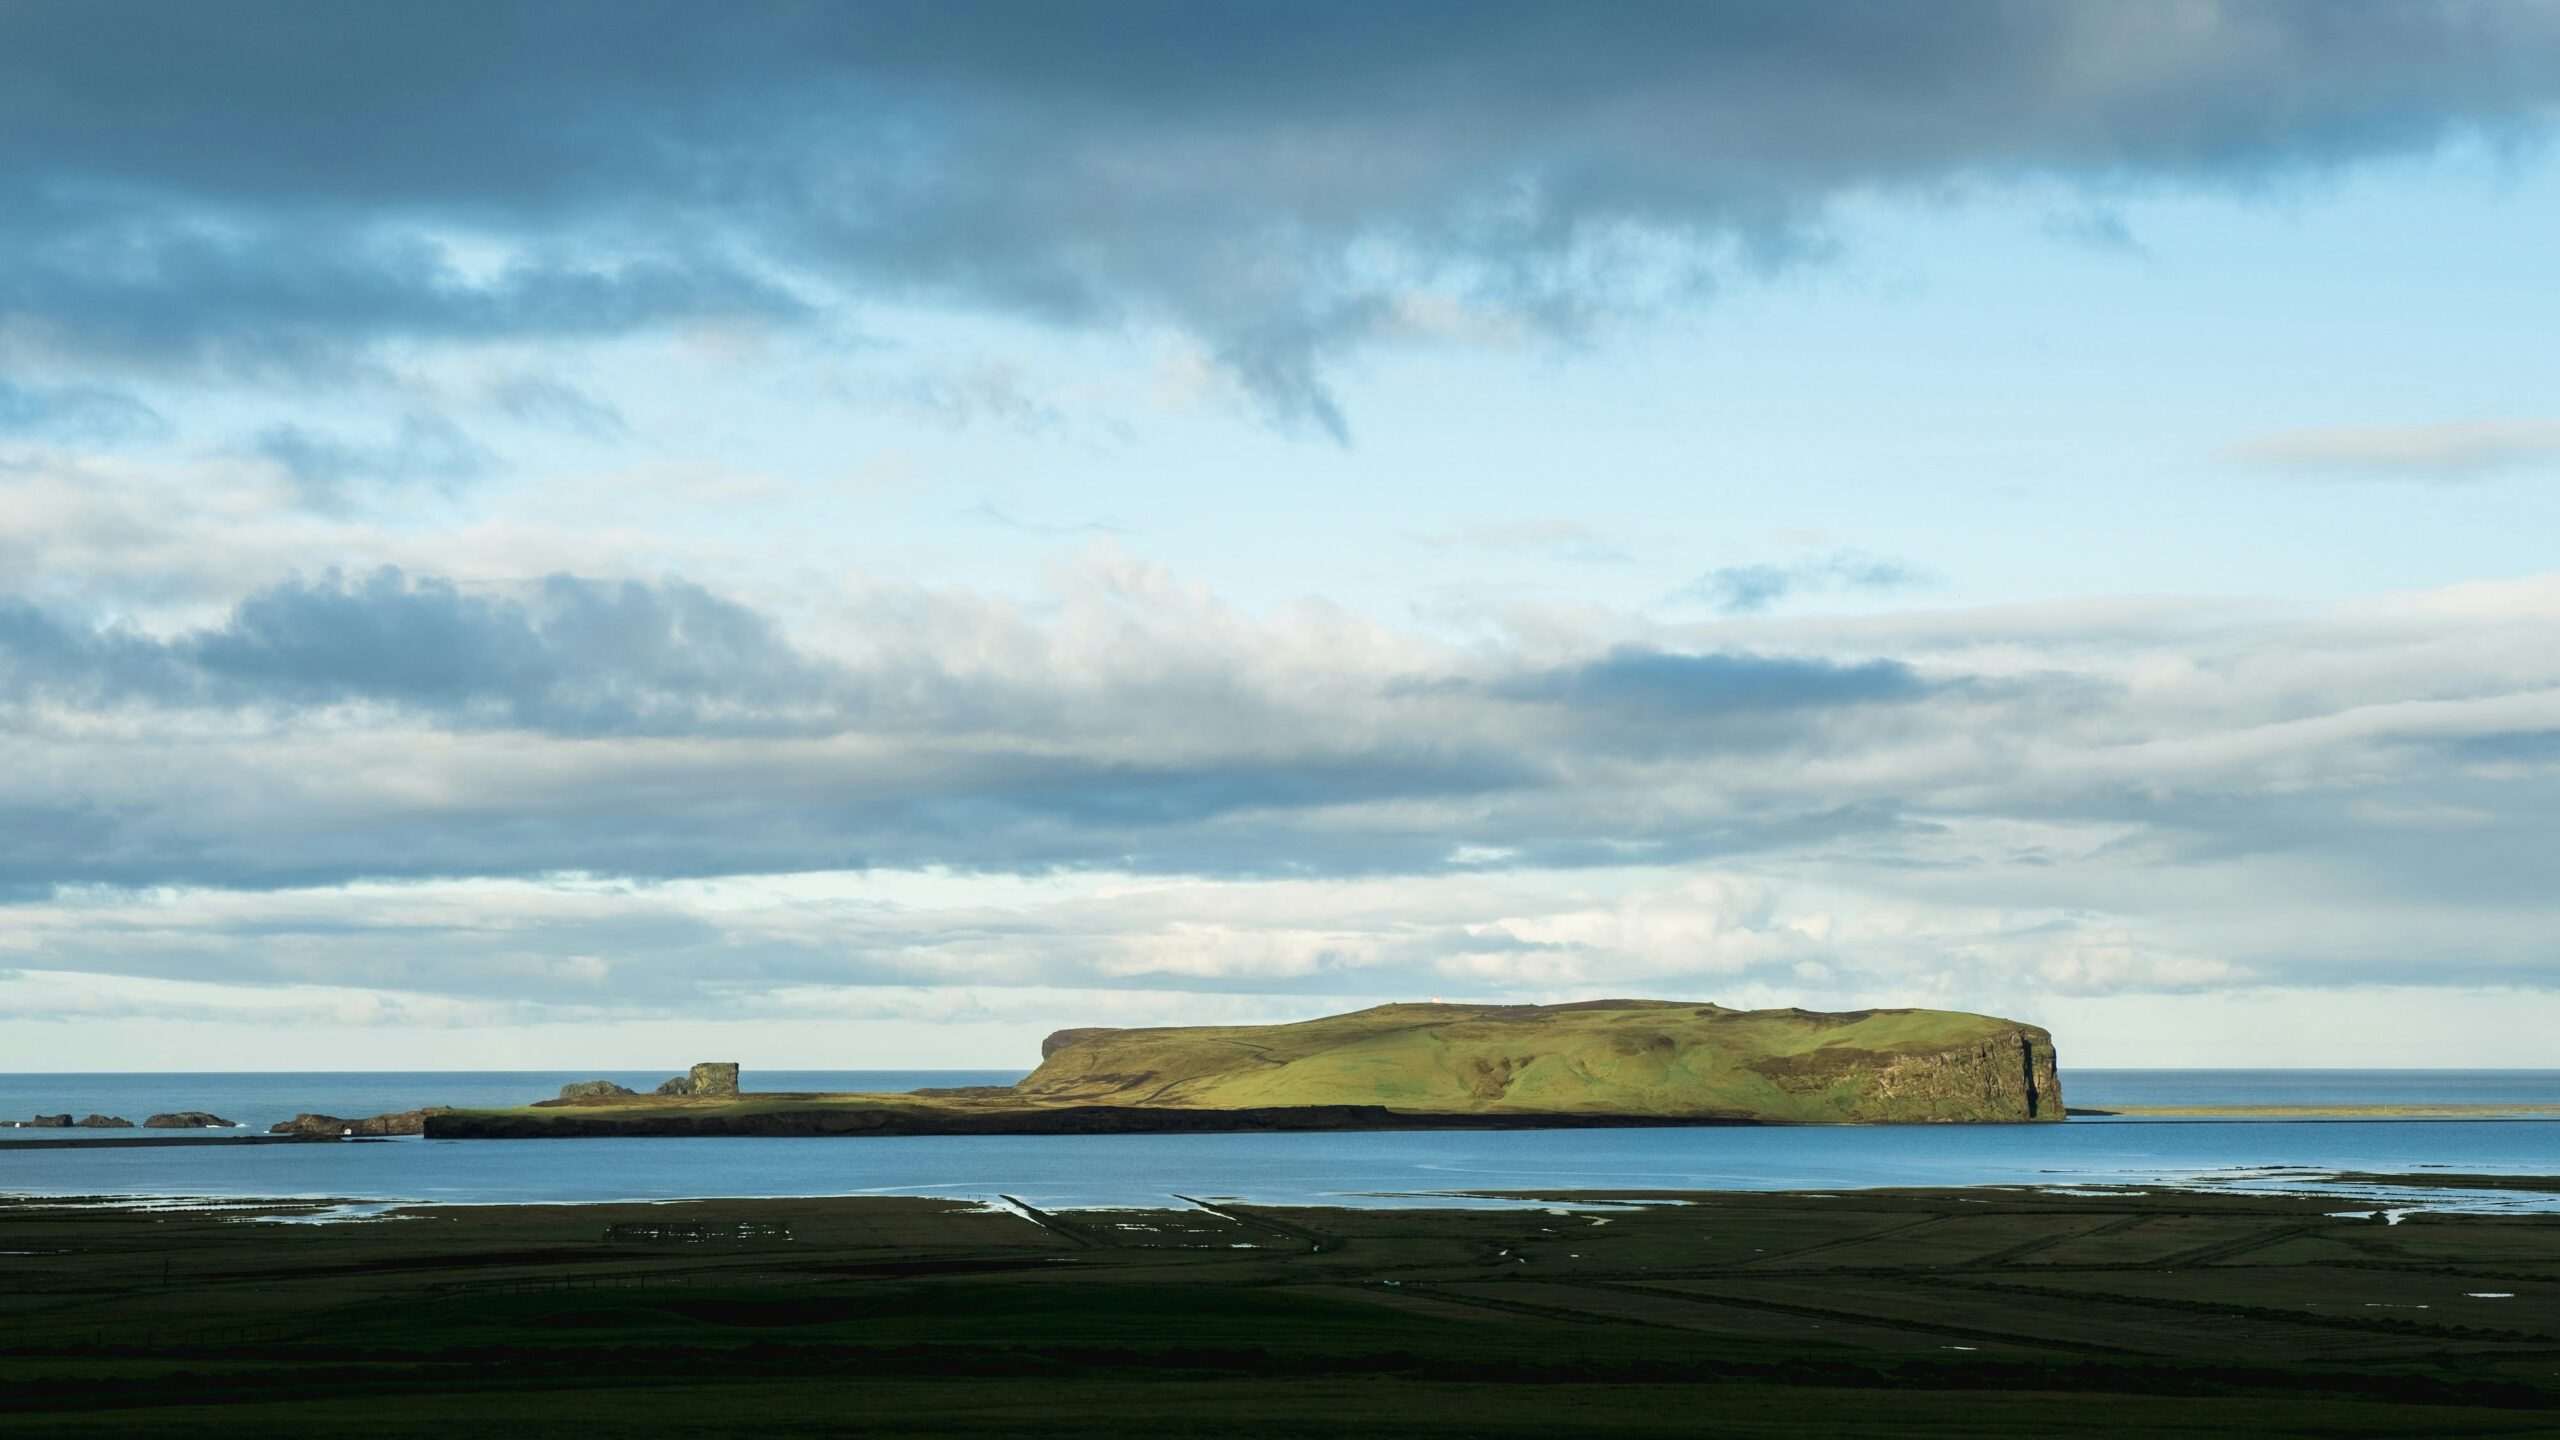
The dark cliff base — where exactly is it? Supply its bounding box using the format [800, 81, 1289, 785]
[427, 1103, 1765, 1140]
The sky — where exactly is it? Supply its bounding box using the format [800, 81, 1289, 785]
[5, 1, 2560, 1070]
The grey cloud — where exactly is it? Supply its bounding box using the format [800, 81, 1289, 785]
[193, 569, 844, 735]
[2445, 729, 2560, 763]
[486, 376, 630, 440]
[5, 564, 2560, 1009]
[2227, 420, 2560, 482]
[0, 558, 2557, 989]
[2, 568, 837, 735]
[1677, 551, 1929, 614]
[0, 563, 1952, 890]
[876, 363, 1068, 435]
[0, 377, 164, 443]
[0, 192, 810, 380]
[2042, 207, 2147, 256]
[251, 416, 496, 506]
[1495, 648, 1928, 715]
[3, 3, 2555, 431]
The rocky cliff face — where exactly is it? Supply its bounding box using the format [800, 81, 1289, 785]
[1041, 1027, 1120, 1059]
[544, 1063, 742, 1103]
[646, 1062, 742, 1097]
[1746, 1027, 2060, 1122]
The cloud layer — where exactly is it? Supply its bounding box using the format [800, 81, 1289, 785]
[5, 554, 2557, 1020]
[7, 2, 2559, 435]
[2229, 420, 2560, 482]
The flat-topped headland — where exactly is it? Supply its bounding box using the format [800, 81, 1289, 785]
[427, 1000, 2061, 1139]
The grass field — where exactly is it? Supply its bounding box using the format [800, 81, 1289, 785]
[5, 1185, 2555, 1436]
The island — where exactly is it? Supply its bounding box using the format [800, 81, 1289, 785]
[426, 1000, 2060, 1138]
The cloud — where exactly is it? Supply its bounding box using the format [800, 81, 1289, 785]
[1492, 648, 1929, 716]
[964, 503, 1132, 538]
[485, 375, 629, 440]
[4, 3, 2556, 432]
[871, 362, 1068, 435]
[1677, 550, 1929, 614]
[2042, 206, 2148, 256]
[1418, 520, 1628, 564]
[0, 378, 164, 443]
[4, 557, 2560, 1026]
[0, 553, 2555, 960]
[2227, 420, 2560, 482]
[251, 415, 496, 507]
[1, 566, 840, 736]
[0, 867, 2224, 1015]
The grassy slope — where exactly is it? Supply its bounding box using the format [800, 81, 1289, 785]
[1013, 1001, 2056, 1122]
[435, 1000, 2060, 1132]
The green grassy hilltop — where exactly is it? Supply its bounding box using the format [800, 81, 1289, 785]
[431, 1000, 2060, 1137]
[1014, 1001, 2060, 1123]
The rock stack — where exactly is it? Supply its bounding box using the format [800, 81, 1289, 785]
[651, 1062, 742, 1098]
[144, 1112, 240, 1129]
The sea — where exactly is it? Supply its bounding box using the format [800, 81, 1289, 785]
[3, 1069, 2555, 1213]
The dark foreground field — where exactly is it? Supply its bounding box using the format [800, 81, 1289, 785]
[4, 1184, 2556, 1437]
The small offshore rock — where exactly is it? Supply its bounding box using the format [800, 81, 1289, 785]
[268, 1109, 443, 1138]
[143, 1111, 241, 1129]
[557, 1079, 637, 1102]
[653, 1075, 692, 1096]
[3, 1115, 75, 1128]
[77, 1114, 135, 1128]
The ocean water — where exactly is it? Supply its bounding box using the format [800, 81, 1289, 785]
[1, 1070, 2554, 1212]
[4, 1117, 2554, 1213]
[2067, 1069, 2560, 1110]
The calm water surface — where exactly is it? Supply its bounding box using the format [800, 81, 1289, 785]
[3, 1070, 2554, 1213]
[2069, 1069, 2560, 1109]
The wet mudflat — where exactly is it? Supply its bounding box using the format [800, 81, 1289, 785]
[3, 1185, 2556, 1437]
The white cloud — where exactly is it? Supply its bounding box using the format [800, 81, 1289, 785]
[2227, 419, 2560, 482]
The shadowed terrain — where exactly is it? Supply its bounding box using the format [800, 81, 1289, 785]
[4, 1184, 2555, 1437]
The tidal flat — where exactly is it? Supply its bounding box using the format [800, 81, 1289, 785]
[4, 1185, 2556, 1437]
